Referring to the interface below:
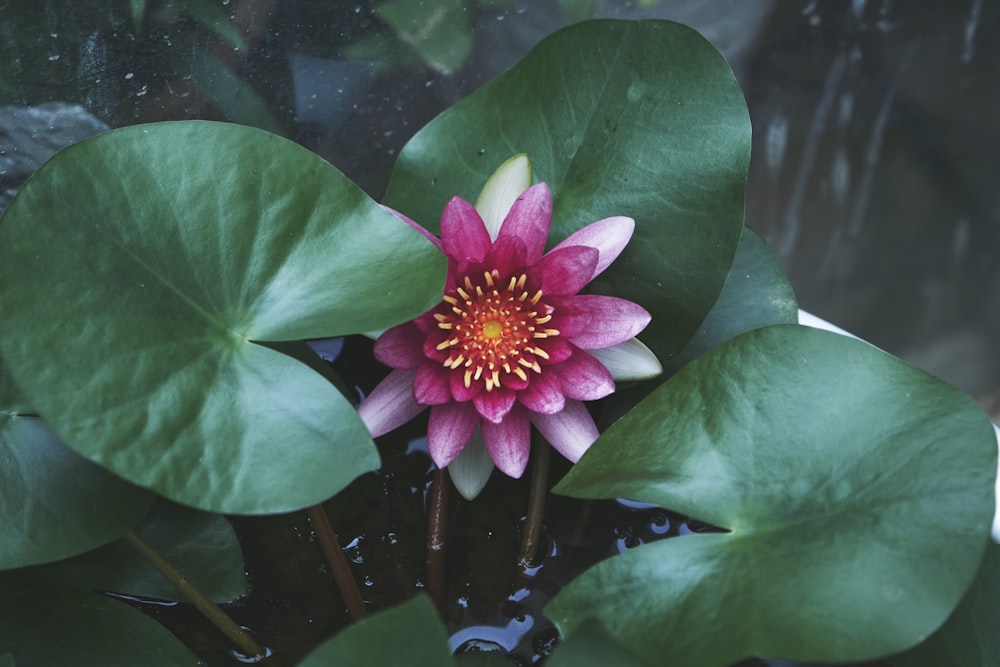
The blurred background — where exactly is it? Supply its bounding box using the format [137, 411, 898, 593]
[2, 0, 997, 405]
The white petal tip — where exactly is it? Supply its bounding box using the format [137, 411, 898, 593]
[475, 153, 533, 241]
[447, 430, 494, 500]
[589, 338, 663, 381]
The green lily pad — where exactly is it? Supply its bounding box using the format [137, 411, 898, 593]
[36, 500, 247, 603]
[1, 361, 153, 570]
[548, 325, 996, 666]
[547, 620, 648, 667]
[0, 121, 446, 514]
[297, 594, 453, 667]
[0, 572, 200, 666]
[891, 542, 1000, 667]
[384, 19, 750, 366]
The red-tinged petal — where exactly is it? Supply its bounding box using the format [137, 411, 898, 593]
[530, 399, 599, 463]
[450, 368, 481, 402]
[537, 336, 573, 364]
[414, 362, 451, 405]
[487, 235, 528, 278]
[483, 404, 531, 478]
[537, 245, 599, 296]
[428, 402, 480, 468]
[380, 205, 443, 252]
[517, 370, 565, 414]
[552, 216, 634, 279]
[547, 297, 591, 339]
[473, 387, 516, 424]
[423, 329, 451, 362]
[413, 310, 439, 334]
[441, 197, 490, 263]
[555, 350, 615, 401]
[563, 295, 652, 349]
[497, 183, 552, 265]
[357, 369, 424, 438]
[373, 322, 425, 369]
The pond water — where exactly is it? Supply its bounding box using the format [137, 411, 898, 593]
[2, 1, 997, 665]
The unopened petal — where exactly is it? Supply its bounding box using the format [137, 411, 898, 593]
[588, 338, 663, 381]
[531, 399, 599, 463]
[373, 322, 426, 369]
[483, 404, 531, 478]
[428, 402, 479, 468]
[448, 429, 495, 500]
[475, 154, 533, 241]
[564, 295, 651, 349]
[553, 216, 634, 280]
[357, 369, 424, 438]
[441, 196, 491, 263]
[497, 183, 552, 265]
[555, 350, 615, 401]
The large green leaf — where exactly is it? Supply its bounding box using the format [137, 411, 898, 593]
[296, 594, 453, 667]
[36, 500, 247, 603]
[0, 572, 200, 666]
[0, 121, 446, 514]
[384, 19, 750, 366]
[547, 620, 648, 667]
[1, 361, 153, 570]
[547, 325, 996, 666]
[891, 542, 1000, 667]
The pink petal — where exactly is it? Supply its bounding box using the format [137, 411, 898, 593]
[450, 368, 482, 402]
[553, 216, 634, 279]
[555, 350, 615, 401]
[496, 183, 552, 265]
[441, 196, 491, 263]
[473, 388, 516, 424]
[530, 399, 599, 463]
[537, 336, 573, 364]
[373, 322, 425, 369]
[380, 205, 442, 252]
[428, 402, 480, 468]
[517, 370, 565, 414]
[487, 235, 528, 278]
[357, 369, 424, 437]
[536, 245, 599, 296]
[414, 362, 452, 405]
[562, 295, 651, 349]
[483, 404, 531, 477]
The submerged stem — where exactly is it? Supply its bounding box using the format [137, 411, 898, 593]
[123, 531, 267, 660]
[426, 466, 450, 612]
[306, 504, 366, 621]
[518, 442, 550, 567]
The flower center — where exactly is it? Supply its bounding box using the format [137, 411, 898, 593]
[434, 270, 560, 392]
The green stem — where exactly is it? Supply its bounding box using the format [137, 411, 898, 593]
[518, 442, 550, 567]
[124, 531, 267, 660]
[306, 504, 366, 621]
[426, 466, 450, 612]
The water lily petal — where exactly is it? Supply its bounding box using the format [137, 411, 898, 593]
[497, 183, 552, 265]
[374, 322, 426, 369]
[475, 154, 533, 241]
[473, 387, 517, 424]
[428, 401, 479, 468]
[414, 362, 452, 405]
[380, 204, 443, 252]
[447, 429, 495, 500]
[358, 369, 424, 438]
[530, 399, 599, 463]
[488, 235, 528, 278]
[587, 337, 663, 381]
[483, 404, 531, 477]
[537, 245, 599, 296]
[538, 336, 574, 364]
[441, 196, 490, 263]
[553, 216, 634, 279]
[555, 350, 615, 401]
[563, 295, 651, 349]
[517, 370, 566, 414]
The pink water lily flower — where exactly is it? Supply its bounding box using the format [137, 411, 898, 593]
[359, 155, 659, 496]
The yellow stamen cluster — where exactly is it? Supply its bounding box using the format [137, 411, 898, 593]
[434, 270, 560, 391]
